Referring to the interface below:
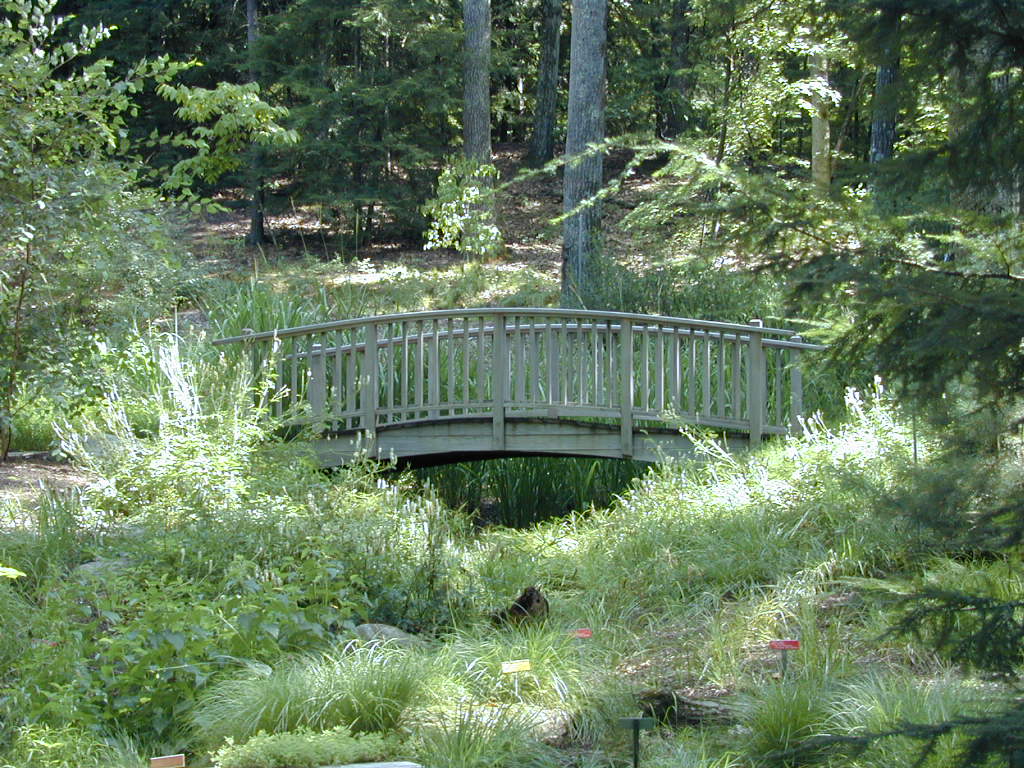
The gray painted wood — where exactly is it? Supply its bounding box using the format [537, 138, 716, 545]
[214, 309, 822, 466]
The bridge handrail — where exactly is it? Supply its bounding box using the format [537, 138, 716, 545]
[212, 307, 813, 347]
[269, 323, 824, 361]
[212, 307, 824, 456]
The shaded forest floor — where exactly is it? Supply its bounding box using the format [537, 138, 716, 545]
[185, 142, 656, 291]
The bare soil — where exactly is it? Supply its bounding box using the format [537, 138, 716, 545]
[0, 454, 91, 518]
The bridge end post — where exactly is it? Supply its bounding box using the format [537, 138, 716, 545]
[789, 336, 804, 435]
[363, 323, 379, 457]
[747, 320, 765, 447]
[619, 319, 634, 457]
[309, 343, 327, 429]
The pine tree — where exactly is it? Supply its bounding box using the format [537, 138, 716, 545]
[561, 0, 607, 307]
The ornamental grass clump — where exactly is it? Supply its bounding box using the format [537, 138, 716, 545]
[212, 726, 399, 768]
[192, 643, 429, 749]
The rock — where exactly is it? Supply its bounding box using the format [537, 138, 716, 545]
[77, 433, 127, 463]
[639, 687, 732, 726]
[522, 706, 573, 744]
[353, 623, 429, 649]
[73, 556, 131, 582]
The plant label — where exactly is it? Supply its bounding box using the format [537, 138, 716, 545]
[769, 639, 800, 650]
[573, 628, 593, 639]
[501, 659, 532, 674]
[150, 756, 186, 768]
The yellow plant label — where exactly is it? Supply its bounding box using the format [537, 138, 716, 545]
[501, 659, 532, 674]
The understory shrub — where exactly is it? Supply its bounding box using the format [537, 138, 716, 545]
[0, 724, 143, 768]
[212, 726, 398, 768]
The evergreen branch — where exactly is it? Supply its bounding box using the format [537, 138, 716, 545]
[889, 257, 1024, 283]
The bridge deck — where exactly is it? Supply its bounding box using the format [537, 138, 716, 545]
[214, 308, 822, 467]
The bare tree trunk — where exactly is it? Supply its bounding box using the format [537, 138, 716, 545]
[527, 0, 563, 166]
[870, 8, 900, 164]
[245, 0, 267, 247]
[561, 0, 607, 307]
[463, 0, 492, 164]
[810, 52, 831, 195]
[661, 0, 693, 139]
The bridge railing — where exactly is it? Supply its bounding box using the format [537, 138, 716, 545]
[213, 308, 823, 451]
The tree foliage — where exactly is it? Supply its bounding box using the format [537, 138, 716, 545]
[0, 0, 291, 459]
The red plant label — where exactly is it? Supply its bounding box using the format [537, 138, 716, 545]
[769, 639, 800, 650]
[573, 628, 593, 639]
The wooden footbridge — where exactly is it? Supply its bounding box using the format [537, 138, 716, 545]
[214, 309, 822, 467]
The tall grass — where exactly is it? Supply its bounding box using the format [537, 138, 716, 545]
[191, 644, 430, 748]
[417, 456, 649, 527]
[413, 704, 557, 768]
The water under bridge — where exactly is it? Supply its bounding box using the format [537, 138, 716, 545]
[213, 308, 823, 468]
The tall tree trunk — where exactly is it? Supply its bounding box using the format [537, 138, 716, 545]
[810, 52, 831, 195]
[661, 0, 692, 139]
[561, 0, 607, 307]
[527, 0, 563, 166]
[463, 0, 492, 164]
[869, 8, 900, 164]
[245, 0, 266, 247]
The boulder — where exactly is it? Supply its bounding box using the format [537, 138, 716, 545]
[353, 623, 428, 649]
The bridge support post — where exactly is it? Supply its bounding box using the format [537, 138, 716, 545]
[363, 323, 379, 456]
[493, 313, 507, 450]
[789, 336, 803, 435]
[619, 319, 633, 457]
[309, 343, 327, 429]
[747, 319, 765, 447]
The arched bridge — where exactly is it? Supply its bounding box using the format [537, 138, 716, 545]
[213, 309, 823, 467]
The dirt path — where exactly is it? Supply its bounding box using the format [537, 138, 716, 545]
[0, 454, 91, 516]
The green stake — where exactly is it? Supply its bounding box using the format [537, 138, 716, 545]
[617, 716, 654, 768]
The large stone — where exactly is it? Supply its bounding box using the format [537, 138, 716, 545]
[73, 556, 131, 583]
[353, 623, 429, 649]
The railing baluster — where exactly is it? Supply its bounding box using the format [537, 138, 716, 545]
[446, 316, 455, 415]
[670, 329, 681, 416]
[641, 324, 650, 414]
[715, 334, 725, 419]
[493, 313, 507, 449]
[309, 343, 326, 427]
[547, 320, 558, 413]
[385, 325, 395, 424]
[529, 318, 540, 404]
[346, 338, 357, 428]
[620, 320, 633, 457]
[364, 322, 379, 451]
[747, 319, 765, 446]
[774, 348, 784, 429]
[289, 339, 299, 415]
[462, 317, 471, 411]
[702, 332, 712, 418]
[655, 323, 665, 414]
[687, 330, 697, 419]
[731, 337, 741, 420]
[401, 322, 410, 419]
[429, 319, 441, 419]
[332, 331, 343, 425]
[515, 315, 526, 404]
